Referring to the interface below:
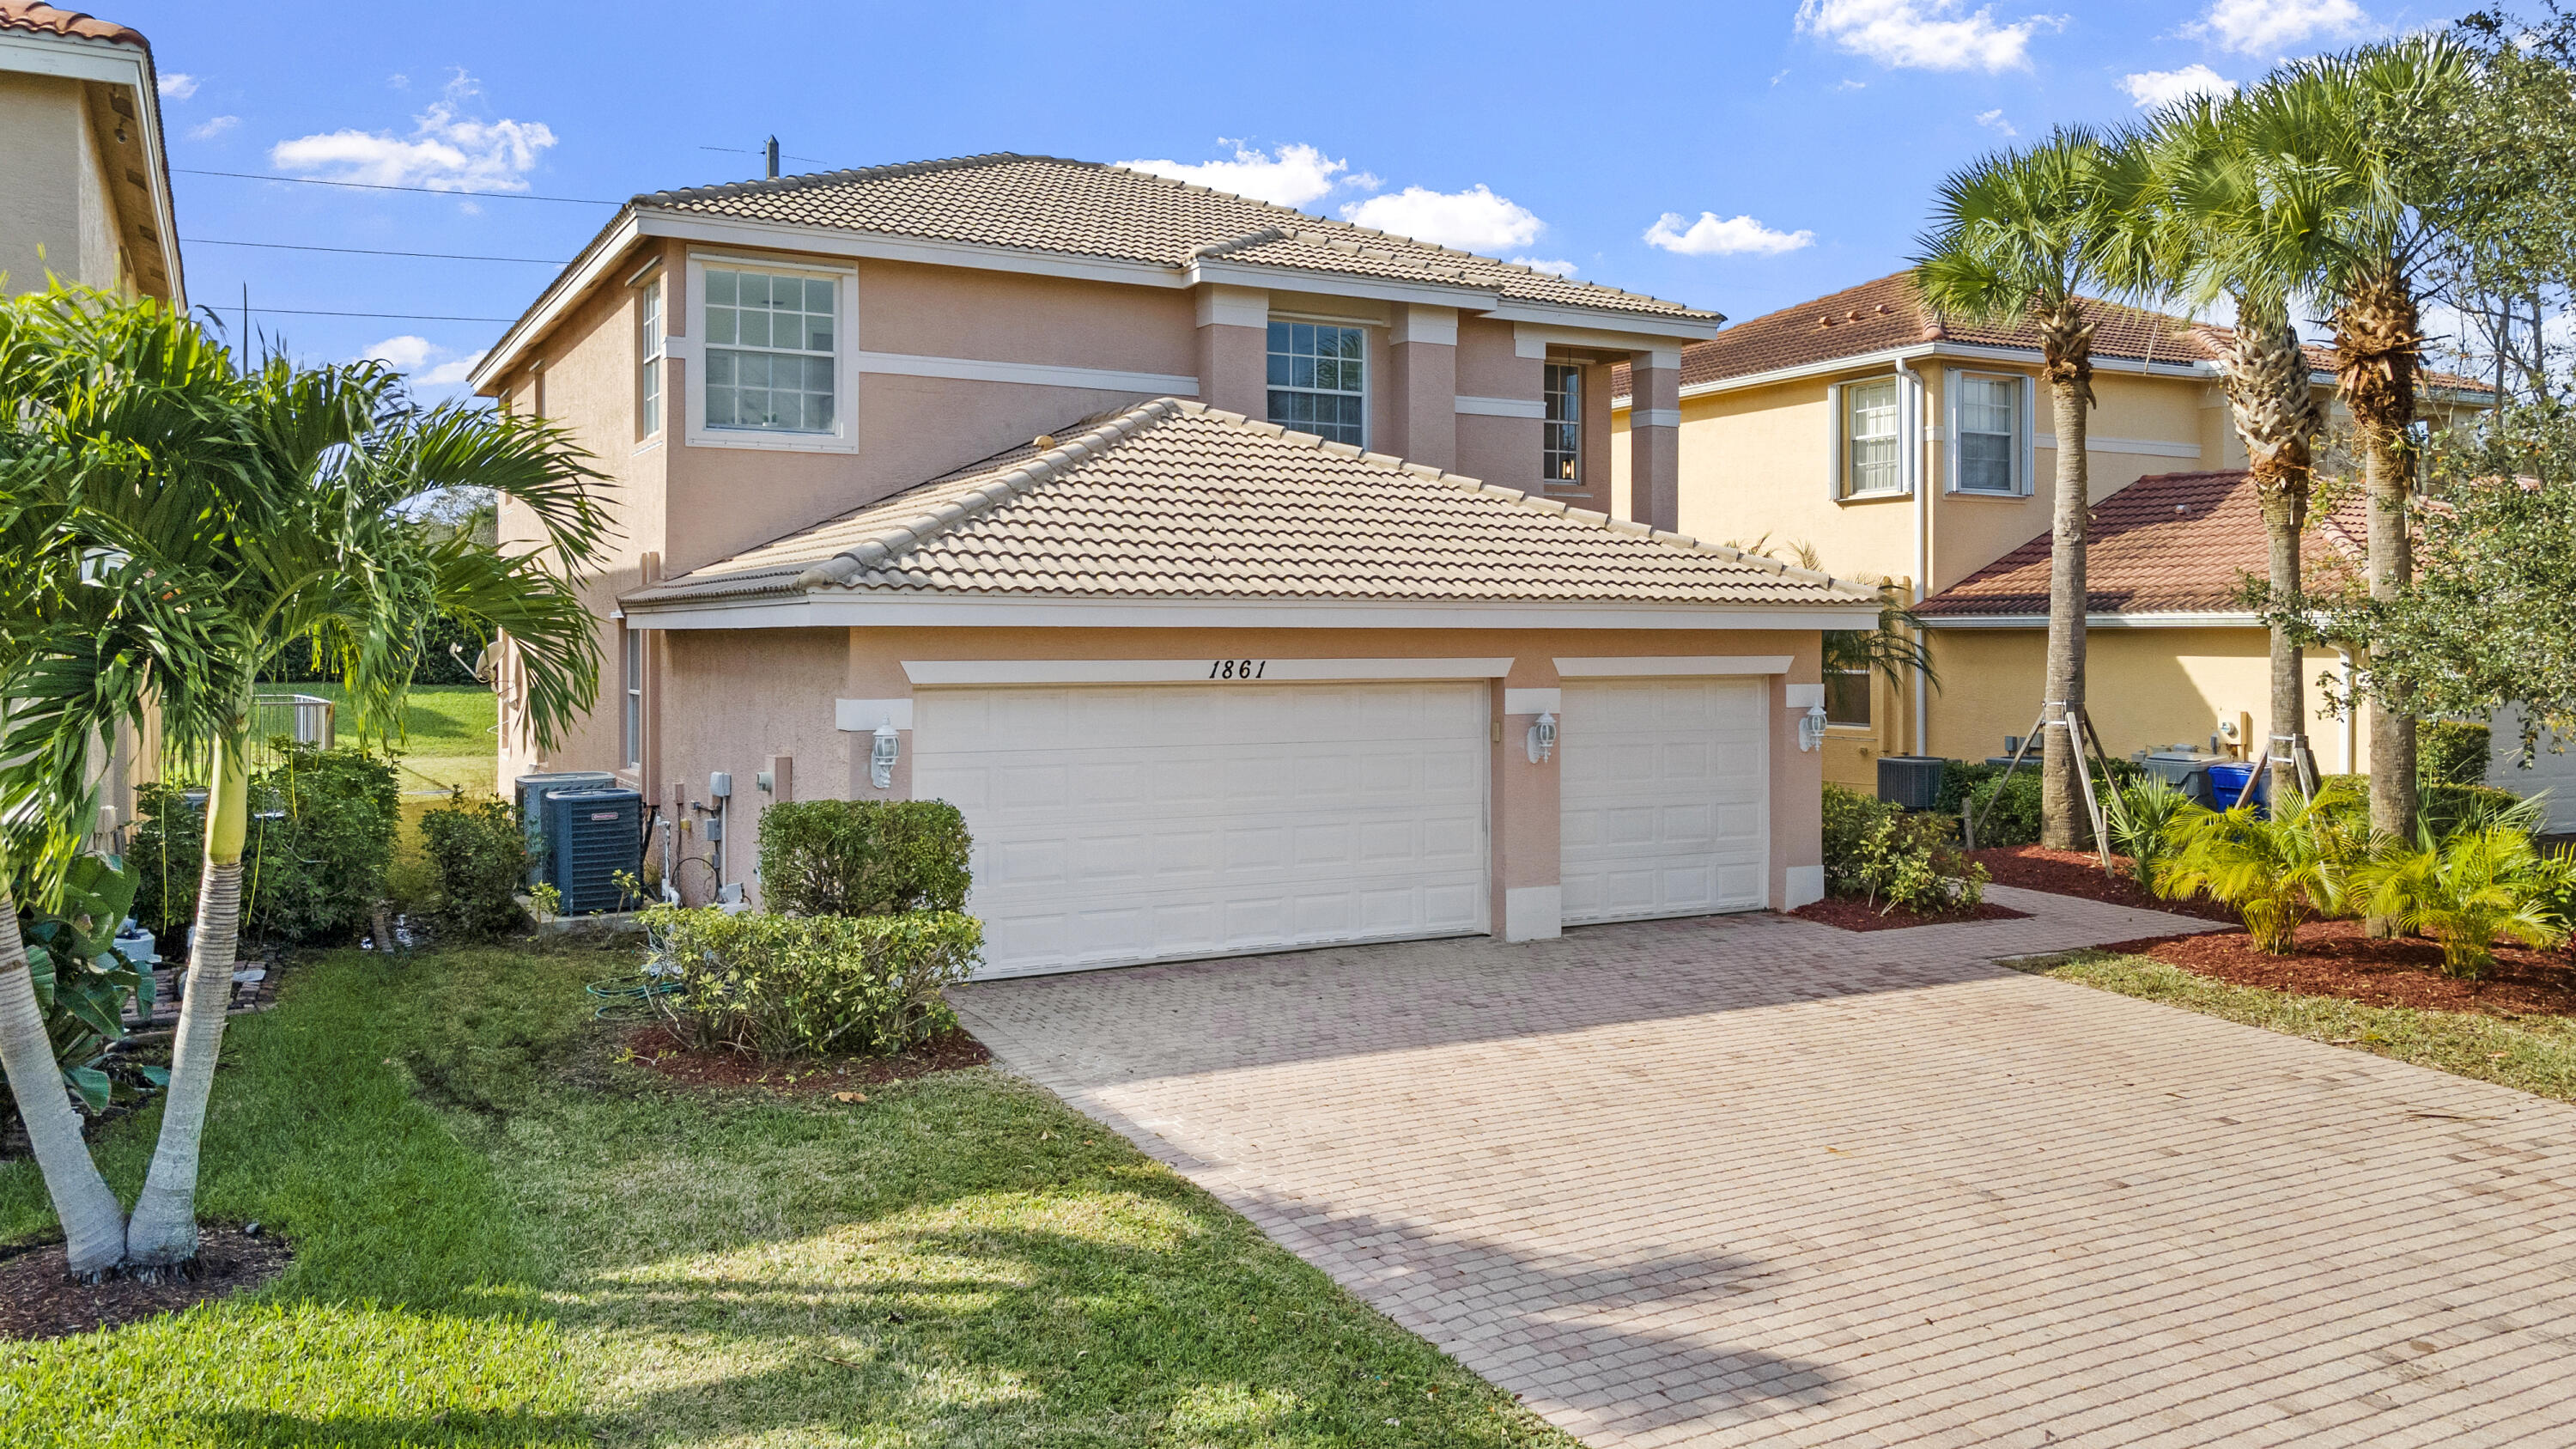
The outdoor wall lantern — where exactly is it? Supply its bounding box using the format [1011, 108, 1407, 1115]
[1799, 703, 1830, 753]
[871, 719, 901, 789]
[1527, 711, 1558, 764]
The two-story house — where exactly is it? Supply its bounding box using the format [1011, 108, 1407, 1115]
[1608, 271, 2489, 789]
[470, 154, 1880, 975]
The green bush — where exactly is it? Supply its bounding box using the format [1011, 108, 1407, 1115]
[130, 741, 399, 944]
[641, 905, 982, 1059]
[2314, 774, 2528, 841]
[1932, 760, 1998, 816]
[2351, 825, 2574, 979]
[1821, 784, 1988, 915]
[756, 799, 972, 917]
[1966, 770, 2044, 848]
[2157, 787, 2369, 953]
[418, 791, 531, 941]
[7, 854, 164, 1113]
[2420, 720, 2494, 788]
[2102, 777, 2195, 887]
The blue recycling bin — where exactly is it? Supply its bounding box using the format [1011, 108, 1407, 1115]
[2206, 761, 2268, 817]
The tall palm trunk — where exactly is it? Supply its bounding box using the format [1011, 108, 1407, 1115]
[2218, 293, 2326, 803]
[125, 729, 248, 1267]
[2038, 299, 2098, 851]
[2335, 265, 2421, 890]
[0, 873, 128, 1278]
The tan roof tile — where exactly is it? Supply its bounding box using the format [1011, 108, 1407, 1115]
[635, 154, 1711, 320]
[628, 399, 1875, 611]
[1916, 469, 2368, 618]
[0, 1, 145, 46]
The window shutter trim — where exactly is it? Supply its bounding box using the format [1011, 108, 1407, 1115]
[2019, 373, 2038, 496]
[1826, 381, 1845, 500]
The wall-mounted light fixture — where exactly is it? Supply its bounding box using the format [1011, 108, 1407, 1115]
[872, 720, 901, 789]
[1798, 703, 1830, 752]
[1526, 711, 1558, 764]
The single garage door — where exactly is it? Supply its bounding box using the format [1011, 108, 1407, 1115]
[914, 681, 1488, 977]
[1559, 676, 1768, 925]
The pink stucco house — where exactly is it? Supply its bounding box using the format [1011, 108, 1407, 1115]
[471, 153, 1876, 976]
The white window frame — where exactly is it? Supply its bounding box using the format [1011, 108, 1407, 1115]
[1826, 374, 1917, 501]
[1944, 368, 2035, 496]
[621, 624, 643, 770]
[1265, 317, 1370, 448]
[636, 274, 665, 442]
[681, 252, 860, 455]
[1543, 361, 1583, 489]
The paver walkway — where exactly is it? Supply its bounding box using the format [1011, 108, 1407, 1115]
[951, 886, 2576, 1448]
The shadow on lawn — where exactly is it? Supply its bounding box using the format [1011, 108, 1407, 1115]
[183, 1409, 584, 1448]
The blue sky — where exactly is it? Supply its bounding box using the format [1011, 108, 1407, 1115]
[119, 0, 2459, 400]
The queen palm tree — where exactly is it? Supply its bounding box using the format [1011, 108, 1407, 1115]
[2234, 37, 2476, 855]
[2147, 91, 2336, 806]
[1914, 126, 2155, 849]
[0, 283, 612, 1272]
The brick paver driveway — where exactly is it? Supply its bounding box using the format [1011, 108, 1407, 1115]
[951, 886, 2576, 1448]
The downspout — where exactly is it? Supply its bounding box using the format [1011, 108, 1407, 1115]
[1896, 357, 1930, 756]
[2337, 650, 2358, 775]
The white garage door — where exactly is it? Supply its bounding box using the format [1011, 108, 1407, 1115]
[1559, 677, 1769, 925]
[914, 682, 1488, 977]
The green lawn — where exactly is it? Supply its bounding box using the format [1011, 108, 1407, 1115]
[0, 946, 1571, 1448]
[2015, 951, 2576, 1102]
[262, 682, 499, 796]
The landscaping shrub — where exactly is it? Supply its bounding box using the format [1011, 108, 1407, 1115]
[1932, 760, 1998, 816]
[1966, 769, 2044, 848]
[2157, 788, 2368, 953]
[418, 791, 532, 941]
[2420, 720, 2494, 788]
[2314, 774, 2528, 841]
[130, 741, 399, 944]
[1821, 783, 1988, 914]
[641, 904, 982, 1059]
[2350, 825, 2576, 979]
[756, 799, 972, 916]
[2102, 777, 2194, 888]
[4, 854, 163, 1114]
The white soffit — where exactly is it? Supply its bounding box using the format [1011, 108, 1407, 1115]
[1553, 655, 1794, 677]
[903, 657, 1514, 686]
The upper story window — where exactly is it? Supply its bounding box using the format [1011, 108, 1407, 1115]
[1838, 377, 1905, 498]
[637, 277, 665, 440]
[1950, 371, 2027, 495]
[1543, 362, 1582, 484]
[704, 266, 836, 433]
[1267, 321, 1366, 446]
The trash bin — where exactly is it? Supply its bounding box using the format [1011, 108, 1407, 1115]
[2206, 761, 2267, 816]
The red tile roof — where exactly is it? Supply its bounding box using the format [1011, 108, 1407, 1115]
[1916, 469, 2369, 618]
[0, 2, 145, 46]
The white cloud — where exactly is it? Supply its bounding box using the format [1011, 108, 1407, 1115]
[1116, 142, 1349, 208]
[2184, 0, 2374, 57]
[270, 71, 556, 192]
[157, 72, 197, 100]
[2121, 64, 2239, 108]
[416, 351, 488, 387]
[188, 115, 239, 142]
[357, 336, 486, 388]
[1515, 258, 1579, 277]
[1340, 184, 1546, 253]
[1643, 211, 1815, 258]
[360, 335, 437, 370]
[1795, 0, 2061, 72]
[1976, 108, 2018, 136]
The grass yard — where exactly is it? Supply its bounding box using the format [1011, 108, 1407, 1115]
[0, 945, 1571, 1448]
[264, 682, 499, 796]
[2018, 950, 2576, 1102]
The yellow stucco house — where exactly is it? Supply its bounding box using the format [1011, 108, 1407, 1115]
[1608, 271, 2490, 789]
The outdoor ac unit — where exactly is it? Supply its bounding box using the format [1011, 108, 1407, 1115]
[513, 771, 617, 885]
[540, 788, 643, 915]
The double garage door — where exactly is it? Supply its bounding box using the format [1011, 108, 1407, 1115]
[915, 675, 1768, 977]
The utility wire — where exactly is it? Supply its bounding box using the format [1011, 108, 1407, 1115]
[232, 305, 520, 322]
[173, 167, 622, 204]
[699, 144, 833, 166]
[184, 237, 568, 264]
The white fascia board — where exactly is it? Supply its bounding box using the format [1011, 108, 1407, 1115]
[1515, 326, 1682, 368]
[646, 210, 1185, 290]
[625, 594, 1884, 632]
[1611, 341, 2218, 411]
[1481, 301, 1725, 342]
[1920, 612, 2259, 629]
[1188, 259, 1494, 312]
[902, 656, 1513, 686]
[1554, 655, 1795, 677]
[470, 210, 643, 393]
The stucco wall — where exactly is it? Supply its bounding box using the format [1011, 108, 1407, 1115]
[0, 72, 83, 295]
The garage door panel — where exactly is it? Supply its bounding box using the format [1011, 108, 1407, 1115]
[1561, 678, 1768, 926]
[920, 683, 1489, 977]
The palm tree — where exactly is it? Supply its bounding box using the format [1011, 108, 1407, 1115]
[2233, 37, 2476, 855]
[0, 283, 612, 1272]
[1914, 126, 2154, 849]
[2146, 91, 2336, 806]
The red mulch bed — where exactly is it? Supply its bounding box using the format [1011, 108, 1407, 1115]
[1971, 845, 2242, 922]
[622, 1026, 991, 1096]
[0, 1225, 290, 1341]
[1793, 897, 2031, 932]
[2098, 920, 2576, 1015]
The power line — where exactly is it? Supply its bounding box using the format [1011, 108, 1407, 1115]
[173, 167, 622, 205]
[184, 237, 568, 264]
[700, 144, 832, 165]
[226, 305, 520, 323]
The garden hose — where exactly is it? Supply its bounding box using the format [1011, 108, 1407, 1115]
[585, 972, 680, 1022]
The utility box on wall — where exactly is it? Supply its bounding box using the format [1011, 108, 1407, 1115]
[541, 788, 643, 913]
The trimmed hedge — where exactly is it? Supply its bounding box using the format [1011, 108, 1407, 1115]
[1822, 783, 1987, 913]
[757, 799, 972, 917]
[2420, 720, 2493, 788]
[642, 905, 982, 1059]
[131, 742, 399, 944]
[419, 792, 532, 940]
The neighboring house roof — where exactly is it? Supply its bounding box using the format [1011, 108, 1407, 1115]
[625, 399, 1875, 611]
[1916, 469, 2368, 620]
[630, 153, 1712, 321]
[0, 1, 144, 46]
[1612, 270, 2493, 397]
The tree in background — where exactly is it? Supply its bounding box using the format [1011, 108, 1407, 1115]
[1914, 126, 2156, 849]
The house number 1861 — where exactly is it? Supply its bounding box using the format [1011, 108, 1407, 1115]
[1208, 659, 1268, 679]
